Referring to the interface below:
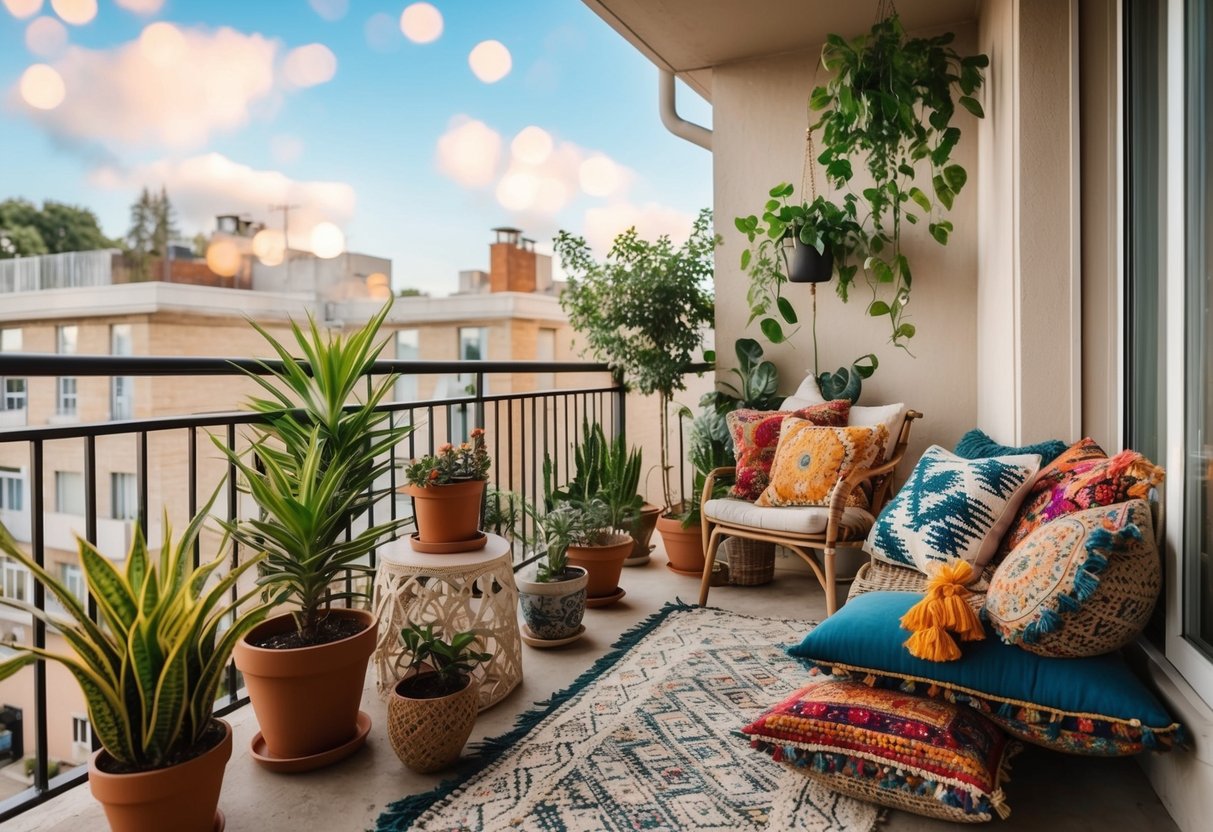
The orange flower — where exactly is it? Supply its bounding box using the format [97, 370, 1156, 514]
[437, 442, 453, 454]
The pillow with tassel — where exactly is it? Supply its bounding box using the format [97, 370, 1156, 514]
[985, 500, 1160, 658]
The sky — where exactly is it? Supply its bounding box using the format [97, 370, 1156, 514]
[0, 0, 713, 295]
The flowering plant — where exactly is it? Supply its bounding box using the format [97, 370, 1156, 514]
[405, 428, 491, 487]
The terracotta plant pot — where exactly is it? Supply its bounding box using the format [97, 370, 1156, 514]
[517, 566, 588, 640]
[404, 480, 486, 547]
[89, 719, 231, 832]
[657, 514, 706, 575]
[627, 503, 662, 564]
[566, 533, 632, 598]
[388, 673, 480, 774]
[234, 608, 376, 764]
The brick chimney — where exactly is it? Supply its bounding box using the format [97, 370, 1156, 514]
[489, 227, 537, 293]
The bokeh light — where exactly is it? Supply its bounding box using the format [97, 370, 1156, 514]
[282, 43, 337, 88]
[25, 15, 67, 57]
[468, 40, 511, 84]
[579, 155, 621, 197]
[495, 172, 540, 212]
[115, 0, 163, 13]
[535, 178, 571, 214]
[400, 3, 442, 44]
[205, 240, 242, 278]
[19, 63, 65, 110]
[364, 12, 398, 52]
[4, 0, 43, 20]
[252, 228, 286, 267]
[310, 222, 345, 259]
[308, 0, 347, 22]
[138, 22, 186, 68]
[50, 0, 95, 26]
[510, 126, 553, 166]
[366, 272, 390, 300]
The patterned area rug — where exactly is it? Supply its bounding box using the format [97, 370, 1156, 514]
[376, 603, 878, 832]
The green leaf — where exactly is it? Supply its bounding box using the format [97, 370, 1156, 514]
[776, 296, 798, 325]
[909, 187, 931, 212]
[897, 323, 917, 339]
[958, 96, 985, 118]
[733, 216, 750, 234]
[868, 300, 890, 316]
[932, 175, 955, 210]
[759, 317, 785, 343]
[929, 222, 949, 245]
[872, 259, 894, 283]
[809, 86, 832, 111]
[740, 249, 751, 270]
[943, 164, 968, 193]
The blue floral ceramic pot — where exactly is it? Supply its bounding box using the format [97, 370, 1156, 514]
[517, 566, 588, 640]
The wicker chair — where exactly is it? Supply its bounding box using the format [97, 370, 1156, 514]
[697, 410, 922, 616]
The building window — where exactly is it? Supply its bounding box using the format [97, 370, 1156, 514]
[110, 473, 137, 521]
[394, 329, 419, 404]
[60, 563, 86, 604]
[0, 329, 24, 414]
[0, 472, 22, 512]
[111, 324, 133, 420]
[55, 471, 84, 517]
[71, 715, 91, 751]
[1, 558, 31, 603]
[57, 325, 78, 417]
[452, 327, 488, 442]
[536, 327, 557, 391]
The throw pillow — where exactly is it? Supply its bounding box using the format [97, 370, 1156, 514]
[788, 591, 1183, 756]
[954, 428, 1068, 467]
[986, 500, 1160, 657]
[754, 421, 887, 509]
[998, 445, 1164, 557]
[742, 679, 1016, 823]
[787, 372, 827, 406]
[848, 402, 907, 462]
[727, 402, 851, 501]
[866, 446, 1040, 573]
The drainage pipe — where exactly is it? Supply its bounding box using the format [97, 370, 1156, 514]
[658, 69, 712, 151]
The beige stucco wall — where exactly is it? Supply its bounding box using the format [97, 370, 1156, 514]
[711, 23, 981, 466]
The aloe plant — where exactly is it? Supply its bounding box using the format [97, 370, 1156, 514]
[0, 509, 270, 770]
[543, 420, 642, 532]
[216, 300, 413, 644]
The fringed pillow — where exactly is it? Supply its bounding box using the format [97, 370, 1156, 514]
[726, 402, 850, 501]
[742, 680, 1016, 823]
[985, 500, 1160, 657]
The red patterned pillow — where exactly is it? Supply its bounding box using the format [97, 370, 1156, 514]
[999, 443, 1164, 557]
[727, 401, 850, 501]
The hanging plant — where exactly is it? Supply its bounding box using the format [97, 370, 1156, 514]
[810, 12, 988, 350]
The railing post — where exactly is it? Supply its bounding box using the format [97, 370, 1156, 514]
[611, 369, 626, 443]
[474, 370, 485, 429]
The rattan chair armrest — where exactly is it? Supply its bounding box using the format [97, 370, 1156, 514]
[701, 466, 736, 507]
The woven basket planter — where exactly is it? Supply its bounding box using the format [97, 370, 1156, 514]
[725, 538, 776, 586]
[387, 673, 480, 774]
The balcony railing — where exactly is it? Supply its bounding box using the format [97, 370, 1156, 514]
[0, 353, 701, 821]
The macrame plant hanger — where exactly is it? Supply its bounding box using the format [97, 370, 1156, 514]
[799, 123, 822, 376]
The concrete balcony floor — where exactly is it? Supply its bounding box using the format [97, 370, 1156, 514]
[8, 547, 1177, 832]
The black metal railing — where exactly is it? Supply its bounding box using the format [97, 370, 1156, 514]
[0, 354, 702, 821]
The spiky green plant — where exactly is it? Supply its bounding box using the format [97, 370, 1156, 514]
[215, 300, 413, 643]
[0, 510, 270, 771]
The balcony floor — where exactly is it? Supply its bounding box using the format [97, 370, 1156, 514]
[7, 548, 1177, 832]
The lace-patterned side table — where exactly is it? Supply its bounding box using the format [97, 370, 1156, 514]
[371, 533, 522, 710]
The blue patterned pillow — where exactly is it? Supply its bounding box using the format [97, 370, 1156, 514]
[954, 428, 1068, 467]
[867, 445, 1040, 572]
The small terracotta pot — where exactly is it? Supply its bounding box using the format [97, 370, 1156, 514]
[566, 533, 632, 598]
[404, 480, 485, 545]
[234, 608, 376, 763]
[657, 515, 705, 575]
[628, 503, 662, 560]
[517, 566, 588, 640]
[388, 673, 480, 773]
[89, 719, 231, 832]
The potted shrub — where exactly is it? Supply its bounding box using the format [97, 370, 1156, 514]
[387, 625, 491, 773]
[402, 428, 491, 552]
[0, 509, 270, 832]
[554, 209, 716, 560]
[218, 302, 412, 769]
[558, 498, 633, 604]
[517, 503, 589, 643]
[664, 407, 733, 576]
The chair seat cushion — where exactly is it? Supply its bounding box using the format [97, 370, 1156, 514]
[705, 498, 874, 539]
[788, 591, 1182, 756]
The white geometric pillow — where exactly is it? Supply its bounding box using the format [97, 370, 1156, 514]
[866, 445, 1041, 574]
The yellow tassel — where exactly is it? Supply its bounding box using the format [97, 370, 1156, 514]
[899, 559, 985, 661]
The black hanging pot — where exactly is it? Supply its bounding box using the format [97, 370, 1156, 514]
[787, 236, 834, 284]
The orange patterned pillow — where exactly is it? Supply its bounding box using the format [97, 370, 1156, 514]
[1029, 437, 1108, 495]
[727, 401, 851, 500]
[755, 419, 887, 508]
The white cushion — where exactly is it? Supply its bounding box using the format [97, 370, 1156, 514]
[704, 498, 875, 536]
[849, 403, 907, 461]
[787, 373, 827, 406]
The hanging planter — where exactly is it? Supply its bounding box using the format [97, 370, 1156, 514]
[787, 235, 834, 284]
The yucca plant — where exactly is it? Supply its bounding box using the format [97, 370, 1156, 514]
[215, 300, 413, 644]
[0, 509, 270, 770]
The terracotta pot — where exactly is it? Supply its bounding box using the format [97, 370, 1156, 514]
[388, 673, 480, 774]
[404, 480, 485, 545]
[628, 503, 662, 561]
[89, 719, 231, 832]
[234, 608, 376, 762]
[657, 515, 705, 575]
[517, 566, 587, 640]
[566, 533, 632, 598]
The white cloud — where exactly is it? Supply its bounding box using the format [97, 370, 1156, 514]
[281, 43, 337, 89]
[582, 202, 696, 254]
[90, 152, 356, 249]
[434, 116, 501, 188]
[270, 133, 304, 165]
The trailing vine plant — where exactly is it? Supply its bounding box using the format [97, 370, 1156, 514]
[810, 12, 988, 351]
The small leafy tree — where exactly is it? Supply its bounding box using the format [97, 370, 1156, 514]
[554, 208, 717, 514]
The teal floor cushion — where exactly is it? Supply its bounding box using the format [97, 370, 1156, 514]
[789, 591, 1182, 756]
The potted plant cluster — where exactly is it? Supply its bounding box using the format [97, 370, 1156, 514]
[516, 503, 590, 645]
[0, 507, 271, 832]
[402, 427, 491, 553]
[219, 301, 413, 771]
[554, 209, 717, 567]
[663, 407, 734, 576]
[552, 498, 632, 605]
[387, 624, 491, 773]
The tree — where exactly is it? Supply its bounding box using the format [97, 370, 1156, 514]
[0, 224, 47, 259]
[125, 187, 155, 280]
[0, 198, 113, 258]
[151, 186, 179, 257]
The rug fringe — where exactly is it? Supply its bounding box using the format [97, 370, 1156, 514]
[372, 599, 698, 831]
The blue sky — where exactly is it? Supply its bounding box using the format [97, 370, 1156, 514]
[0, 0, 712, 294]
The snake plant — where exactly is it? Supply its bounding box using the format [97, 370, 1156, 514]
[0, 509, 271, 771]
